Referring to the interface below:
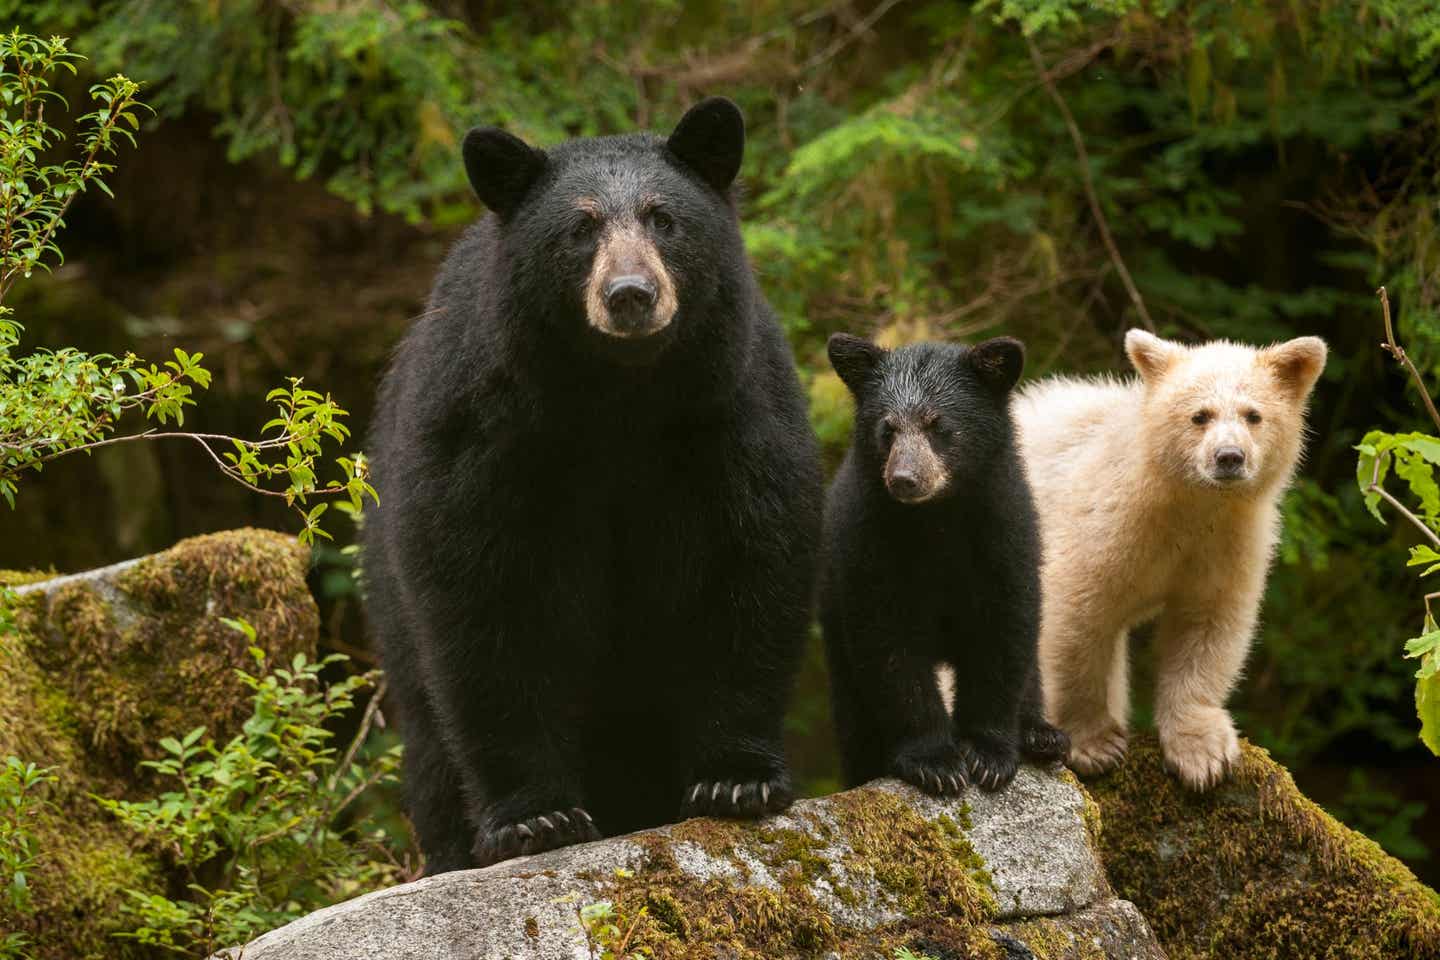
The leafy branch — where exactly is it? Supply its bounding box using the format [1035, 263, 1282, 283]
[0, 31, 374, 542]
[1355, 286, 1440, 756]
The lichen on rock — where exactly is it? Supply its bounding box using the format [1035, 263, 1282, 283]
[1089, 735, 1440, 960]
[0, 529, 319, 960]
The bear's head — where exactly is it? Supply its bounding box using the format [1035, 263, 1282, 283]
[460, 98, 747, 364]
[1125, 329, 1328, 492]
[828, 334, 1025, 505]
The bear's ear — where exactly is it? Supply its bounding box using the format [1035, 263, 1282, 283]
[667, 97, 745, 194]
[1125, 329, 1181, 384]
[828, 333, 885, 395]
[462, 127, 547, 219]
[967, 337, 1025, 393]
[1261, 336, 1328, 399]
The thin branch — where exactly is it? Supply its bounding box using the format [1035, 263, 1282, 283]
[1377, 285, 1440, 434]
[1026, 36, 1155, 332]
[1367, 447, 1440, 549]
[328, 675, 389, 794]
[1369, 481, 1440, 549]
[800, 0, 908, 72]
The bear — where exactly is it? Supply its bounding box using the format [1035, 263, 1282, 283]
[819, 334, 1069, 796]
[362, 98, 823, 872]
[1014, 329, 1327, 790]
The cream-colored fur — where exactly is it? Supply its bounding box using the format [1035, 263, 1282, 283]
[1016, 330, 1326, 790]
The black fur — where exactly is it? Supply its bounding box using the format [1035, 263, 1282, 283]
[363, 99, 822, 872]
[819, 335, 1067, 796]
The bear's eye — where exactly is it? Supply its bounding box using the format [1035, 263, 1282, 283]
[570, 217, 598, 241]
[1245, 410, 1262, 425]
[879, 421, 897, 444]
[649, 209, 675, 234]
[1191, 410, 1212, 426]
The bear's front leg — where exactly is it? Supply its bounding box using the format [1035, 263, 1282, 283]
[679, 669, 798, 820]
[423, 627, 603, 867]
[1040, 605, 1131, 777]
[1152, 588, 1259, 791]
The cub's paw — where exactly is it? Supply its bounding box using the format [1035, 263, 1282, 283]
[1022, 719, 1071, 764]
[1159, 707, 1240, 792]
[472, 807, 600, 868]
[681, 773, 793, 819]
[1065, 722, 1128, 777]
[889, 741, 967, 797]
[958, 738, 1019, 792]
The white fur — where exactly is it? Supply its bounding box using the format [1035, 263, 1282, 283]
[1016, 331, 1325, 790]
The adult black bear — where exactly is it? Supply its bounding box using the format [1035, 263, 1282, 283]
[819, 335, 1067, 795]
[363, 99, 822, 872]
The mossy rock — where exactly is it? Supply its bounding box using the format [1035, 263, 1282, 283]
[1089, 735, 1440, 960]
[220, 770, 1166, 960]
[0, 529, 318, 960]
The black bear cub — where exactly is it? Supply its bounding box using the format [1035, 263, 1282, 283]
[363, 99, 821, 872]
[820, 334, 1067, 795]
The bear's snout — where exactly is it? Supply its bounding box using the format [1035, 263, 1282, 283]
[604, 274, 658, 333]
[884, 433, 949, 504]
[1212, 444, 1247, 479]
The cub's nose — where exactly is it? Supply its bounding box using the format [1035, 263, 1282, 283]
[886, 469, 921, 501]
[1214, 446, 1246, 476]
[605, 275, 657, 332]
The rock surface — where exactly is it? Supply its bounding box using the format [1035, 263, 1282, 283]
[0, 529, 319, 960]
[220, 769, 1165, 960]
[1091, 736, 1440, 960]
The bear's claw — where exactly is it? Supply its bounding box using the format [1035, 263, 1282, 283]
[1022, 720, 1071, 763]
[681, 775, 792, 819]
[890, 744, 968, 797]
[472, 806, 601, 867]
[958, 739, 1019, 792]
[1066, 723, 1129, 777]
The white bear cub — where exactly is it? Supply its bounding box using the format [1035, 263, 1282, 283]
[1015, 329, 1326, 790]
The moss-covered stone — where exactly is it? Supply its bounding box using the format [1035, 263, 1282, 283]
[1089, 735, 1440, 960]
[0, 529, 318, 960]
[591, 785, 1002, 959]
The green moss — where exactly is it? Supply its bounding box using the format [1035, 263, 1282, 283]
[0, 529, 319, 960]
[0, 568, 58, 587]
[1089, 735, 1440, 960]
[591, 785, 1002, 959]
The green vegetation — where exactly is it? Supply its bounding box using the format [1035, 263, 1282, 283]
[1090, 735, 1440, 960]
[0, 529, 409, 960]
[6, 6, 1432, 861]
[0, 29, 373, 542]
[100, 624, 405, 957]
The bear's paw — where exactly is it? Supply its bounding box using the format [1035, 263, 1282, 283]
[472, 808, 601, 868]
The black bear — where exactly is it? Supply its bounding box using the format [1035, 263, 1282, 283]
[819, 334, 1068, 795]
[363, 98, 822, 872]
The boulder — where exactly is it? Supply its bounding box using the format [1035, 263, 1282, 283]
[219, 767, 1166, 959]
[1090, 736, 1440, 960]
[0, 529, 319, 960]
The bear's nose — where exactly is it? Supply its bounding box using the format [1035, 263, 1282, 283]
[605, 275, 657, 328]
[1214, 446, 1246, 475]
[887, 469, 921, 501]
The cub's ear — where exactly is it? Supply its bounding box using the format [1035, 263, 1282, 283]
[827, 333, 885, 395]
[462, 127, 547, 218]
[967, 337, 1025, 393]
[1262, 336, 1328, 399]
[1125, 329, 1181, 384]
[667, 97, 745, 194]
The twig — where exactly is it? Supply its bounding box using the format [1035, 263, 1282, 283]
[1367, 443, 1440, 549]
[328, 674, 389, 794]
[800, 0, 908, 72]
[1377, 285, 1440, 434]
[1026, 36, 1155, 332]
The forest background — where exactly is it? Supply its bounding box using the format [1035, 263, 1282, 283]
[4, 0, 1439, 891]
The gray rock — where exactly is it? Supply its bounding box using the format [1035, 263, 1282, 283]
[219, 767, 1164, 960]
